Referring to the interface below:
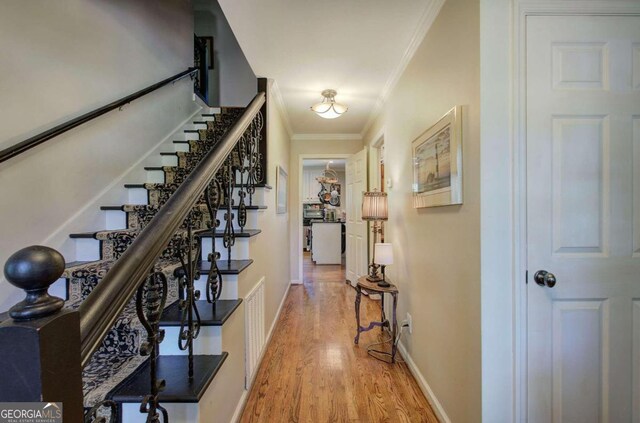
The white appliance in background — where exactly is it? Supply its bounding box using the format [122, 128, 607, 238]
[311, 222, 341, 264]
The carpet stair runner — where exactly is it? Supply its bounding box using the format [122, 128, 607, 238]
[52, 106, 265, 420]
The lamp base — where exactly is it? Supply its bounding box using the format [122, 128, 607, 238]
[377, 280, 391, 288]
[366, 274, 383, 282]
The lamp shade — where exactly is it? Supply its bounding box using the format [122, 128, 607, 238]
[374, 243, 394, 265]
[362, 191, 388, 221]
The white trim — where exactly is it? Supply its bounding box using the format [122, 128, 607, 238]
[290, 279, 302, 285]
[230, 390, 249, 423]
[397, 341, 451, 423]
[295, 153, 353, 282]
[291, 133, 362, 141]
[230, 283, 292, 423]
[360, 0, 446, 138]
[269, 79, 294, 138]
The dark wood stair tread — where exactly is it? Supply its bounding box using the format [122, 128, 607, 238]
[109, 354, 228, 403]
[200, 259, 253, 274]
[196, 229, 261, 238]
[160, 299, 242, 326]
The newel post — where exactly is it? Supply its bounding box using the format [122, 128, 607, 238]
[0, 246, 84, 422]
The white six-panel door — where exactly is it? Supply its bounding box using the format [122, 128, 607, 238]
[526, 16, 640, 422]
[346, 148, 368, 286]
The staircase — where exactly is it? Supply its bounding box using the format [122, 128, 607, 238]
[0, 92, 270, 422]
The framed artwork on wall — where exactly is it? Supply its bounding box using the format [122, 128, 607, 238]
[412, 106, 463, 208]
[276, 165, 288, 214]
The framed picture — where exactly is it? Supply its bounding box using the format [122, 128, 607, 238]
[412, 106, 463, 208]
[276, 165, 288, 214]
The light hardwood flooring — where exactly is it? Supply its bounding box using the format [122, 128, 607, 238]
[239, 252, 438, 422]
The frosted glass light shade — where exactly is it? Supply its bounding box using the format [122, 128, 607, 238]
[362, 191, 388, 221]
[374, 243, 394, 265]
[310, 89, 348, 119]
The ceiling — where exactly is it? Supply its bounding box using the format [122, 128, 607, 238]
[217, 0, 439, 136]
[303, 159, 346, 170]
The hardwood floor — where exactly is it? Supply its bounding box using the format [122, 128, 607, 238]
[239, 252, 438, 423]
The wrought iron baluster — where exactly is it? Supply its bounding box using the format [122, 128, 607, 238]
[174, 212, 202, 380]
[204, 177, 223, 303]
[236, 134, 248, 231]
[222, 156, 237, 265]
[84, 400, 117, 423]
[245, 112, 265, 206]
[136, 270, 169, 423]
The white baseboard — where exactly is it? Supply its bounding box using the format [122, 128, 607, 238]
[397, 341, 451, 423]
[229, 389, 249, 423]
[230, 283, 292, 423]
[291, 279, 302, 285]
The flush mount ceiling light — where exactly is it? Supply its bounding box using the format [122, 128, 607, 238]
[310, 89, 348, 119]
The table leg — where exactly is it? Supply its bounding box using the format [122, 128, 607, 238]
[391, 292, 398, 363]
[381, 293, 385, 332]
[354, 286, 362, 345]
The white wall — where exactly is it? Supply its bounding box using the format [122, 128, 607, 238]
[289, 138, 363, 282]
[0, 0, 196, 311]
[362, 0, 481, 420]
[193, 0, 257, 107]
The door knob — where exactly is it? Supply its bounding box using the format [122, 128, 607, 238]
[534, 270, 556, 288]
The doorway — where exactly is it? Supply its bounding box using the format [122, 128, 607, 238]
[297, 154, 351, 283]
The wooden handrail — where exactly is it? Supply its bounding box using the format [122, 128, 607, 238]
[0, 68, 198, 164]
[78, 92, 266, 366]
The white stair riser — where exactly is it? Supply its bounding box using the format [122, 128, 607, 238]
[162, 154, 179, 167]
[183, 123, 207, 131]
[121, 403, 198, 423]
[211, 211, 259, 231]
[146, 169, 165, 184]
[200, 237, 250, 261]
[127, 188, 148, 205]
[161, 326, 221, 355]
[194, 275, 238, 301]
[104, 210, 127, 231]
[51, 278, 68, 300]
[230, 188, 265, 206]
[173, 142, 190, 153]
[103, 208, 258, 232]
[75, 238, 101, 262]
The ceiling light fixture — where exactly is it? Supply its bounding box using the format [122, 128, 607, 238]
[310, 89, 348, 119]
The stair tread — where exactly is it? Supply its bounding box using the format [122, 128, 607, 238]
[196, 228, 262, 238]
[70, 228, 260, 239]
[100, 204, 266, 212]
[109, 354, 228, 403]
[200, 259, 253, 274]
[160, 299, 242, 326]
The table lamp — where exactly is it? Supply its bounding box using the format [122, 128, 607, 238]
[362, 190, 388, 281]
[374, 243, 394, 287]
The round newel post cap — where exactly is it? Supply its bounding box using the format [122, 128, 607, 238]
[4, 245, 66, 320]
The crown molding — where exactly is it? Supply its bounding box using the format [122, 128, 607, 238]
[267, 79, 294, 138]
[291, 133, 362, 142]
[359, 0, 446, 139]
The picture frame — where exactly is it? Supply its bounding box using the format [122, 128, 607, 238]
[412, 106, 463, 208]
[276, 165, 288, 214]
